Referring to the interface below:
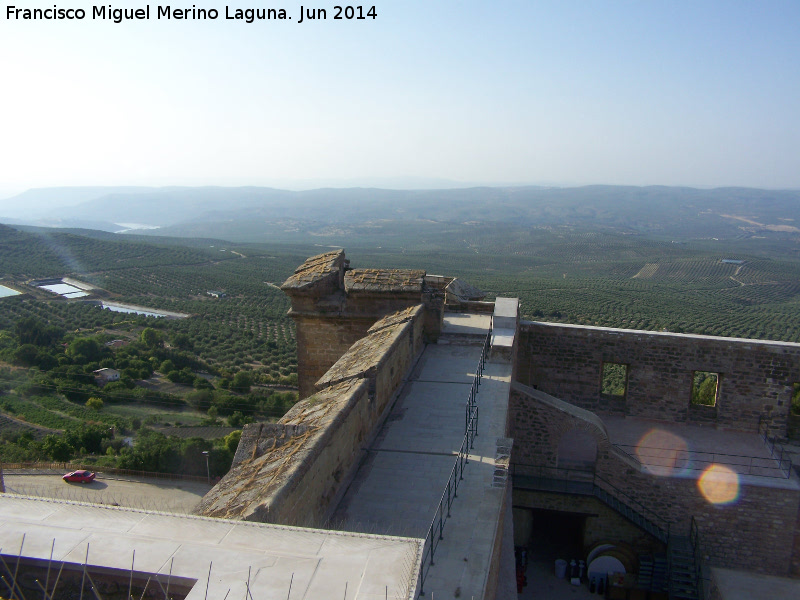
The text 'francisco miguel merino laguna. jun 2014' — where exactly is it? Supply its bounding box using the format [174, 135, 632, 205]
[5, 4, 378, 24]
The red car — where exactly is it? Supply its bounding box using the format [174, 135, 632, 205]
[62, 470, 96, 484]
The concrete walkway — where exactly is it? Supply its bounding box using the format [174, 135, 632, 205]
[332, 313, 513, 599]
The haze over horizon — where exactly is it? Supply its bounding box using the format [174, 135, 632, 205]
[2, 1, 800, 197]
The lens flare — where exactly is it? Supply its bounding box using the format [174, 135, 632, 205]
[698, 464, 740, 505]
[635, 429, 689, 476]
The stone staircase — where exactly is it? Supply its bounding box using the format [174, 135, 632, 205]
[592, 484, 669, 544]
[512, 465, 705, 599]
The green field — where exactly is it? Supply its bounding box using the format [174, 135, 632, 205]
[3, 219, 800, 468]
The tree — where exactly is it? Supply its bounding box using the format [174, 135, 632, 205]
[232, 371, 251, 393]
[66, 337, 105, 364]
[42, 435, 72, 461]
[227, 411, 245, 428]
[15, 317, 62, 347]
[692, 372, 718, 406]
[13, 344, 39, 367]
[224, 430, 242, 454]
[187, 389, 214, 411]
[86, 397, 104, 411]
[172, 333, 192, 351]
[140, 327, 163, 349]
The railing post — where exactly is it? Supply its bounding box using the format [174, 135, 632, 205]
[439, 503, 444, 540]
[447, 480, 452, 516]
[429, 524, 435, 566]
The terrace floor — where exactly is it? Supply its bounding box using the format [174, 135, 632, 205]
[602, 415, 799, 489]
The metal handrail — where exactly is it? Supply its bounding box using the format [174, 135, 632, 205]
[417, 326, 491, 597]
[688, 516, 710, 600]
[510, 463, 671, 541]
[593, 473, 671, 540]
[613, 442, 791, 479]
[757, 416, 792, 477]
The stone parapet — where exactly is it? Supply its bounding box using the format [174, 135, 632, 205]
[195, 378, 371, 526]
[196, 304, 428, 527]
[317, 308, 423, 417]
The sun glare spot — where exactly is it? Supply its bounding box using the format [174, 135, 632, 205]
[635, 429, 689, 476]
[698, 464, 740, 505]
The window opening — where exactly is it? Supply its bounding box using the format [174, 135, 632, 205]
[601, 362, 628, 397]
[691, 371, 719, 406]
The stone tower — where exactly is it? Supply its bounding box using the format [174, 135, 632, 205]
[281, 250, 444, 398]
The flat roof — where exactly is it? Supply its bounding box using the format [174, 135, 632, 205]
[0, 495, 421, 600]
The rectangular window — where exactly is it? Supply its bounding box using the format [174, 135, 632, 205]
[691, 371, 719, 406]
[601, 362, 628, 397]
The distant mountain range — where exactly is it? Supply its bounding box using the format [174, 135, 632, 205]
[2, 185, 800, 243]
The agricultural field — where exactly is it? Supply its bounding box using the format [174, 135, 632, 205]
[4, 219, 800, 472]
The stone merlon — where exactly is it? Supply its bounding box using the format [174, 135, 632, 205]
[280, 249, 348, 296]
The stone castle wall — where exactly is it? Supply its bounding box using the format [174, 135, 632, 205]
[282, 250, 443, 398]
[196, 304, 426, 527]
[293, 315, 375, 399]
[509, 383, 800, 576]
[517, 321, 800, 434]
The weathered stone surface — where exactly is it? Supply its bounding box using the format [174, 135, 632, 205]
[195, 379, 371, 526]
[367, 304, 423, 334]
[344, 268, 425, 294]
[280, 249, 347, 295]
[317, 322, 410, 387]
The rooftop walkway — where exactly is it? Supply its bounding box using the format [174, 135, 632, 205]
[331, 313, 513, 598]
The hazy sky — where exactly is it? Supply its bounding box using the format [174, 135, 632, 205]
[1, 0, 799, 194]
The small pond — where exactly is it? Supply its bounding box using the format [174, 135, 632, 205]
[0, 284, 21, 298]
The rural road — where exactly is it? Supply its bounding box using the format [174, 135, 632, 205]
[2, 472, 212, 513]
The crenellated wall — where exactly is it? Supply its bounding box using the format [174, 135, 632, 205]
[517, 321, 800, 434]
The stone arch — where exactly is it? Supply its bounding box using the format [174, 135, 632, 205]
[557, 428, 598, 471]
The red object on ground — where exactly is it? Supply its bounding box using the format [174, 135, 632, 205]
[62, 470, 96, 484]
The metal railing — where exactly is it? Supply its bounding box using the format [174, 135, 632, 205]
[613, 442, 792, 479]
[510, 463, 671, 544]
[757, 416, 793, 478]
[417, 327, 491, 597]
[689, 517, 710, 600]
